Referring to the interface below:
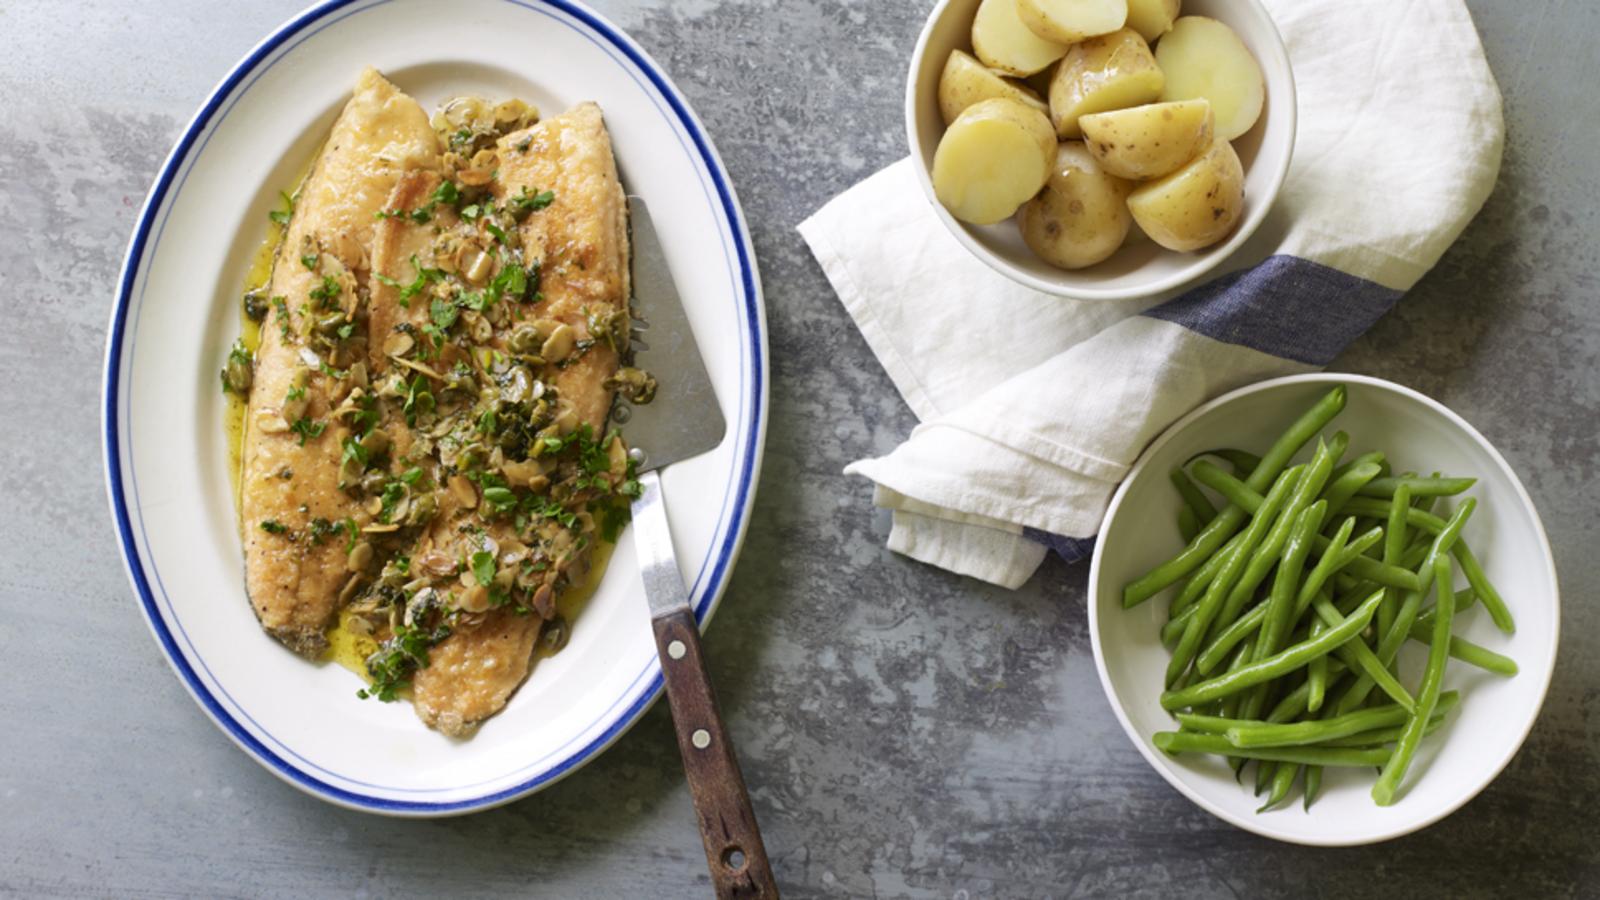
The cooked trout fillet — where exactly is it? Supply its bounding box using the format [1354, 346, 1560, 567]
[240, 68, 438, 656]
[392, 103, 631, 735]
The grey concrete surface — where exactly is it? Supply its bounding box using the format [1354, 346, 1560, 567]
[2, 0, 1596, 897]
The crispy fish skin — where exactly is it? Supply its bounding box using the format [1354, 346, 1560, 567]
[410, 102, 630, 735]
[241, 68, 438, 656]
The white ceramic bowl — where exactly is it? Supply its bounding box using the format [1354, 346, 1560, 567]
[1088, 374, 1559, 845]
[906, 0, 1296, 301]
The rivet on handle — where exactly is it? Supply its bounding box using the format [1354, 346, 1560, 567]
[668, 639, 686, 659]
[691, 728, 711, 749]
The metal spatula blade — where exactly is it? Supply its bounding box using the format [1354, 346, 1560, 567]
[622, 196, 777, 898]
[619, 196, 726, 475]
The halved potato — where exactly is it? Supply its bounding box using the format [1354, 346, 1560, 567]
[1080, 98, 1212, 179]
[939, 50, 1048, 125]
[1016, 0, 1127, 45]
[1155, 16, 1265, 140]
[1047, 28, 1164, 138]
[1125, 138, 1244, 251]
[932, 97, 1057, 225]
[1125, 0, 1180, 41]
[1018, 142, 1133, 269]
[972, 0, 1069, 77]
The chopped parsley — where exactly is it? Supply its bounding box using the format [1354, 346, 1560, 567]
[307, 517, 339, 545]
[308, 274, 341, 307]
[259, 519, 289, 535]
[268, 190, 294, 226]
[511, 187, 555, 214]
[300, 253, 319, 270]
[271, 296, 292, 340]
[289, 416, 326, 445]
[374, 255, 443, 308]
[358, 620, 452, 702]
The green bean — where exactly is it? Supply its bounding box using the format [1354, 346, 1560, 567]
[1178, 505, 1198, 542]
[1190, 460, 1262, 512]
[1304, 765, 1323, 810]
[1255, 758, 1278, 797]
[1307, 619, 1328, 713]
[1332, 553, 1421, 592]
[1171, 468, 1217, 525]
[1196, 599, 1267, 675]
[1311, 596, 1416, 711]
[1187, 447, 1263, 476]
[1166, 468, 1301, 685]
[1218, 637, 1256, 721]
[1316, 708, 1452, 748]
[1161, 590, 1383, 710]
[1170, 531, 1248, 620]
[1206, 444, 1339, 648]
[1335, 500, 1475, 714]
[1259, 502, 1325, 659]
[1379, 483, 1412, 641]
[1321, 462, 1383, 518]
[1357, 476, 1477, 498]
[1292, 520, 1375, 622]
[1373, 556, 1457, 805]
[1258, 762, 1302, 812]
[1153, 732, 1392, 767]
[1411, 607, 1518, 676]
[1226, 693, 1459, 748]
[1334, 500, 1511, 632]
[1175, 711, 1256, 734]
[1124, 386, 1347, 607]
[1330, 450, 1386, 483]
[1453, 539, 1513, 633]
[1383, 484, 1411, 567]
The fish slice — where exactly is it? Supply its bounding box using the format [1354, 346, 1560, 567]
[622, 196, 778, 898]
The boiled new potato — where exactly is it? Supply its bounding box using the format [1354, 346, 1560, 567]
[932, 98, 1057, 225]
[1124, 0, 1180, 41]
[972, 0, 1069, 77]
[1155, 16, 1265, 140]
[939, 50, 1049, 125]
[1018, 142, 1133, 269]
[1079, 98, 1212, 179]
[1016, 0, 1127, 45]
[1048, 28, 1164, 138]
[1126, 138, 1244, 251]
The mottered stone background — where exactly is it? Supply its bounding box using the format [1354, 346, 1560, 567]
[1, 1, 1596, 896]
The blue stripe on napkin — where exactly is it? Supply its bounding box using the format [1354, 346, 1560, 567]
[1141, 255, 1401, 366]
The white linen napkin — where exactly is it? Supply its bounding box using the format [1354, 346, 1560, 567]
[799, 0, 1503, 588]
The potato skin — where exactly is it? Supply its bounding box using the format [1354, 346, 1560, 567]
[933, 97, 1058, 225]
[939, 50, 1048, 125]
[1080, 99, 1213, 180]
[1018, 142, 1133, 269]
[1048, 28, 1164, 139]
[1126, 138, 1244, 251]
[1016, 0, 1127, 45]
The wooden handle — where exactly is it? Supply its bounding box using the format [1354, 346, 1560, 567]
[653, 607, 779, 899]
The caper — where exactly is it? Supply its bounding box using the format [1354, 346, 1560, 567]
[540, 616, 569, 653]
[347, 541, 374, 572]
[608, 367, 658, 404]
[359, 428, 391, 458]
[404, 491, 437, 526]
[509, 322, 542, 355]
[242, 289, 269, 322]
[315, 311, 347, 337]
[222, 353, 253, 394]
[540, 323, 575, 362]
[501, 366, 534, 404]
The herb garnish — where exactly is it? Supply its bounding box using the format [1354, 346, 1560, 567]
[259, 519, 289, 535]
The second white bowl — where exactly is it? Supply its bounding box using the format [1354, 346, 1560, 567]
[1088, 374, 1559, 845]
[905, 0, 1297, 301]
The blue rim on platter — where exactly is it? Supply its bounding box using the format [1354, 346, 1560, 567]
[101, 0, 766, 815]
